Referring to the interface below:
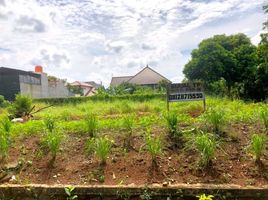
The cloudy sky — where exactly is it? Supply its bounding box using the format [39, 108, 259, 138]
[0, 0, 266, 87]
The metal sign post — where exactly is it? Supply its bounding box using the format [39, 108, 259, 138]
[167, 82, 206, 112]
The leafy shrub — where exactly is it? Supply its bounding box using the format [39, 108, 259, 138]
[260, 106, 268, 131]
[43, 115, 55, 132]
[84, 114, 97, 137]
[122, 115, 134, 151]
[249, 134, 266, 163]
[0, 95, 9, 108]
[43, 130, 62, 161]
[87, 136, 113, 165]
[204, 108, 225, 135]
[194, 133, 216, 168]
[11, 94, 32, 117]
[144, 130, 162, 165]
[0, 96, 5, 107]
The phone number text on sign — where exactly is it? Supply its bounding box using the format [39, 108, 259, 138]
[168, 92, 204, 102]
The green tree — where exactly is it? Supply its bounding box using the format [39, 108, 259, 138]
[253, 5, 268, 101]
[183, 33, 257, 98]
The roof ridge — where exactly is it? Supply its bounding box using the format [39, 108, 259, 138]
[127, 65, 170, 82]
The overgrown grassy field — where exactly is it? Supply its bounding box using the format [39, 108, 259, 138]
[0, 96, 268, 186]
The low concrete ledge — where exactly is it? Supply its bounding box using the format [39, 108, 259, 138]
[0, 184, 267, 200]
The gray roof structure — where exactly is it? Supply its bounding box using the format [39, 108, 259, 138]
[110, 66, 170, 87]
[110, 76, 133, 87]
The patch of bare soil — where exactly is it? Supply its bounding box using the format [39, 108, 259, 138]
[1, 124, 268, 186]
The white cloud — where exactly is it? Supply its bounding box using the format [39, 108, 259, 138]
[0, 0, 267, 86]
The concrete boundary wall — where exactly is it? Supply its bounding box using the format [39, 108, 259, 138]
[0, 184, 267, 200]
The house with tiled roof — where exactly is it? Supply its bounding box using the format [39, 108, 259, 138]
[110, 66, 171, 88]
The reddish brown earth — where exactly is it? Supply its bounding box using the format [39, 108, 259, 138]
[1, 124, 268, 187]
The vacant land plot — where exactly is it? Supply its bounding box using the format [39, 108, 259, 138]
[0, 96, 268, 187]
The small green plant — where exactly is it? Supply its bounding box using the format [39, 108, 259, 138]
[84, 114, 97, 137]
[165, 112, 178, 136]
[196, 194, 214, 200]
[120, 102, 133, 114]
[194, 133, 216, 168]
[87, 136, 113, 165]
[140, 186, 153, 200]
[11, 94, 32, 117]
[260, 107, 268, 131]
[249, 134, 266, 163]
[61, 110, 72, 121]
[165, 112, 183, 147]
[205, 108, 225, 135]
[43, 115, 55, 133]
[43, 130, 62, 161]
[144, 130, 162, 166]
[64, 186, 78, 200]
[122, 115, 134, 151]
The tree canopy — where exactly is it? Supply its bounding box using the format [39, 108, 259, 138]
[183, 5, 268, 101]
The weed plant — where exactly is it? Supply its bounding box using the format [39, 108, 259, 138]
[122, 115, 134, 151]
[0, 114, 12, 134]
[84, 114, 97, 137]
[87, 136, 113, 165]
[204, 108, 225, 135]
[0, 129, 10, 160]
[260, 106, 268, 132]
[120, 102, 133, 114]
[194, 133, 216, 168]
[43, 130, 62, 161]
[144, 130, 162, 166]
[249, 134, 266, 163]
[165, 112, 183, 147]
[61, 110, 72, 121]
[43, 115, 55, 132]
[0, 115, 11, 160]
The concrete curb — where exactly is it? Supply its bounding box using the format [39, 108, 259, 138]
[0, 184, 267, 199]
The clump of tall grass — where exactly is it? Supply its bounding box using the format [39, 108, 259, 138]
[122, 115, 134, 151]
[61, 109, 72, 121]
[0, 114, 12, 161]
[249, 134, 266, 163]
[136, 103, 151, 113]
[260, 106, 268, 132]
[0, 130, 10, 160]
[43, 130, 62, 162]
[204, 108, 225, 135]
[144, 130, 162, 166]
[120, 102, 133, 114]
[0, 114, 12, 135]
[84, 114, 98, 137]
[43, 114, 55, 133]
[165, 112, 182, 147]
[86, 136, 113, 165]
[194, 133, 216, 168]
